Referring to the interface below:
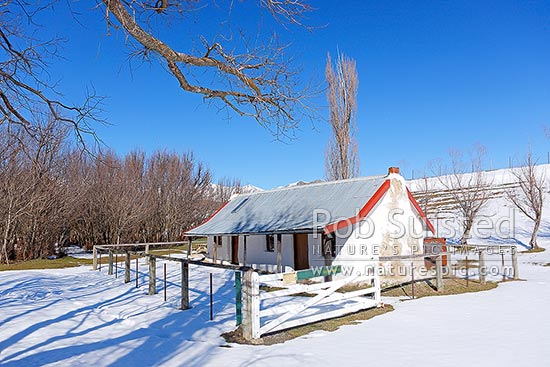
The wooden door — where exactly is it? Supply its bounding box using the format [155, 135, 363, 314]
[231, 236, 239, 264]
[293, 233, 309, 270]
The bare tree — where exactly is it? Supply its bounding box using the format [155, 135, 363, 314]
[0, 132, 229, 263]
[433, 145, 493, 244]
[324, 52, 359, 180]
[100, 0, 315, 137]
[3, 0, 316, 146]
[0, 0, 103, 146]
[507, 151, 546, 249]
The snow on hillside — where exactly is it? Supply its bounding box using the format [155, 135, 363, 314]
[0, 166, 550, 366]
[409, 164, 550, 248]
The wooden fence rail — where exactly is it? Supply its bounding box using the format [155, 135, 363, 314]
[240, 266, 381, 340]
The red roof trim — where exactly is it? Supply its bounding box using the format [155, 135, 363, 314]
[183, 201, 229, 236]
[324, 179, 391, 234]
[407, 189, 436, 234]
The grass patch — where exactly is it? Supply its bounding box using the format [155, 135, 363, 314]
[0, 256, 93, 271]
[222, 304, 394, 345]
[521, 247, 546, 253]
[0, 245, 192, 272]
[381, 277, 498, 299]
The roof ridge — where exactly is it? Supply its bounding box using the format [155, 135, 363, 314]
[234, 174, 388, 199]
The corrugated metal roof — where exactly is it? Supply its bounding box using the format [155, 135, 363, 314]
[186, 175, 388, 236]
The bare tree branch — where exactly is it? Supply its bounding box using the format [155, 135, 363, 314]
[100, 0, 315, 138]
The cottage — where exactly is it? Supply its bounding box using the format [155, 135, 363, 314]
[185, 167, 435, 282]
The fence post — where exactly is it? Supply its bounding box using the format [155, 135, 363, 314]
[149, 255, 157, 295]
[93, 246, 98, 270]
[235, 271, 243, 326]
[478, 250, 486, 284]
[243, 235, 247, 266]
[135, 258, 139, 288]
[213, 238, 218, 264]
[209, 273, 213, 321]
[435, 255, 444, 291]
[512, 246, 519, 280]
[242, 269, 260, 340]
[181, 261, 189, 310]
[373, 264, 381, 305]
[465, 256, 469, 287]
[187, 238, 192, 257]
[410, 262, 415, 299]
[108, 250, 114, 276]
[115, 253, 118, 278]
[501, 253, 505, 282]
[124, 251, 131, 283]
[164, 263, 167, 302]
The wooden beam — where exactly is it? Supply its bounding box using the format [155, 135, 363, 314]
[181, 261, 189, 310]
[147, 253, 250, 271]
[124, 250, 131, 283]
[512, 247, 519, 280]
[92, 246, 98, 271]
[435, 255, 444, 291]
[148, 256, 157, 295]
[108, 250, 114, 275]
[187, 237, 192, 257]
[242, 269, 260, 340]
[243, 235, 247, 266]
[213, 237, 218, 264]
[276, 234, 282, 273]
[478, 250, 486, 284]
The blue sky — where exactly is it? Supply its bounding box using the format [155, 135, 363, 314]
[44, 1, 550, 188]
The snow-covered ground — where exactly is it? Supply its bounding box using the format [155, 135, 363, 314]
[1, 247, 549, 366]
[1, 166, 550, 366]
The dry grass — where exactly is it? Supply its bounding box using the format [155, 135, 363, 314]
[521, 246, 546, 253]
[382, 277, 498, 299]
[0, 256, 93, 271]
[222, 304, 394, 346]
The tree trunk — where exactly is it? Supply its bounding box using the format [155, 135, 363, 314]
[461, 222, 472, 245]
[530, 217, 541, 249]
[2, 212, 12, 264]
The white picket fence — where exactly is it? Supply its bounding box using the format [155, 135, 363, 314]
[241, 267, 381, 340]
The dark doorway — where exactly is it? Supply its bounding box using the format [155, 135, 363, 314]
[293, 233, 309, 270]
[231, 236, 239, 264]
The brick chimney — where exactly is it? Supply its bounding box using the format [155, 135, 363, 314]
[388, 167, 400, 174]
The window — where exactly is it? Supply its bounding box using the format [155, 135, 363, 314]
[265, 235, 275, 252]
[215, 236, 223, 247]
[322, 233, 336, 257]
